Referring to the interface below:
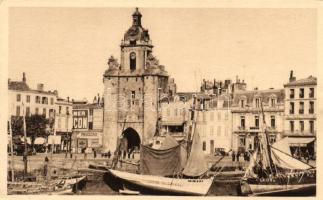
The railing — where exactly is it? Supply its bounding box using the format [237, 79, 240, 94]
[299, 109, 304, 114]
[249, 126, 259, 130]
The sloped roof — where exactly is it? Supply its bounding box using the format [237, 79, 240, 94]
[284, 76, 317, 87]
[232, 89, 285, 106]
[8, 81, 30, 91]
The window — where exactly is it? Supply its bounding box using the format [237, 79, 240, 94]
[210, 126, 214, 136]
[50, 97, 54, 105]
[240, 100, 245, 108]
[225, 112, 229, 120]
[16, 94, 21, 102]
[26, 107, 30, 116]
[174, 108, 178, 116]
[35, 96, 40, 103]
[290, 121, 294, 132]
[130, 52, 136, 70]
[66, 107, 70, 115]
[239, 136, 245, 147]
[42, 97, 48, 104]
[202, 141, 206, 151]
[309, 101, 314, 114]
[255, 116, 259, 128]
[217, 126, 221, 136]
[88, 122, 93, 130]
[225, 127, 228, 136]
[299, 102, 304, 114]
[210, 112, 214, 121]
[309, 88, 314, 98]
[299, 88, 304, 98]
[43, 108, 46, 116]
[289, 102, 294, 114]
[49, 109, 55, 118]
[270, 98, 276, 107]
[16, 106, 20, 116]
[309, 121, 314, 134]
[35, 107, 39, 115]
[58, 118, 61, 129]
[217, 112, 221, 121]
[89, 109, 93, 116]
[271, 116, 275, 128]
[269, 135, 276, 144]
[255, 98, 260, 108]
[240, 116, 245, 129]
[300, 121, 304, 133]
[131, 91, 135, 105]
[59, 106, 62, 114]
[290, 89, 295, 99]
[26, 95, 30, 103]
[166, 108, 170, 116]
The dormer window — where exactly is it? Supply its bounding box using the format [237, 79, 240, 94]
[130, 52, 136, 70]
[130, 40, 136, 46]
[255, 98, 261, 108]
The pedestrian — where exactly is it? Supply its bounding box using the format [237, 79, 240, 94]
[44, 156, 49, 177]
[236, 151, 240, 162]
[107, 150, 111, 159]
[93, 149, 97, 159]
[231, 151, 236, 162]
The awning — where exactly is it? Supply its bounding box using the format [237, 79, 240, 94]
[288, 137, 315, 147]
[34, 137, 46, 145]
[20, 137, 31, 144]
[160, 121, 184, 126]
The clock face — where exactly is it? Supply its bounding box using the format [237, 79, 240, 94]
[130, 52, 136, 59]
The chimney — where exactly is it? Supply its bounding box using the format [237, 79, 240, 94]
[37, 83, 44, 91]
[289, 70, 296, 82]
[97, 93, 101, 105]
[236, 75, 238, 83]
[67, 96, 70, 102]
[8, 78, 11, 84]
[93, 96, 97, 103]
[254, 87, 258, 90]
[22, 72, 26, 83]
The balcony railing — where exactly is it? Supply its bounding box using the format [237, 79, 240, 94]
[238, 126, 246, 130]
[249, 126, 260, 130]
[299, 110, 304, 114]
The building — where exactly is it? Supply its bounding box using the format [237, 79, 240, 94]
[102, 8, 173, 153]
[231, 88, 285, 152]
[55, 97, 73, 152]
[72, 98, 104, 153]
[8, 73, 58, 119]
[283, 71, 316, 156]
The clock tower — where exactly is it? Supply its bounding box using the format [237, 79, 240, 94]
[102, 8, 169, 153]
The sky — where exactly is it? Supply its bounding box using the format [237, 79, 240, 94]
[9, 7, 317, 101]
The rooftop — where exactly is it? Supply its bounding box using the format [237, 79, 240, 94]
[284, 76, 317, 87]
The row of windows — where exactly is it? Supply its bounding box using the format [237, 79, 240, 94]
[289, 101, 314, 114]
[289, 88, 314, 99]
[58, 106, 70, 115]
[240, 116, 276, 128]
[16, 106, 54, 117]
[240, 98, 276, 108]
[16, 94, 54, 105]
[289, 120, 315, 133]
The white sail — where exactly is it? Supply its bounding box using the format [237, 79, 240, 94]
[270, 147, 312, 170]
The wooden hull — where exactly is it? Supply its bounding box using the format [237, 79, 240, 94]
[240, 181, 316, 196]
[107, 169, 213, 196]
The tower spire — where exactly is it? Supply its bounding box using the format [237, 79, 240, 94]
[132, 7, 142, 26]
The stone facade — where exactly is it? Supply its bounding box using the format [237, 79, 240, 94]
[231, 89, 285, 152]
[102, 8, 171, 152]
[8, 73, 58, 119]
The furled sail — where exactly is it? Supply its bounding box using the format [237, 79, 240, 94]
[182, 128, 208, 177]
[244, 149, 259, 178]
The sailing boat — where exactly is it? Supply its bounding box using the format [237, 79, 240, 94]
[106, 97, 214, 196]
[239, 103, 316, 196]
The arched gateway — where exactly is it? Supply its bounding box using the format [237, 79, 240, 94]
[121, 127, 141, 152]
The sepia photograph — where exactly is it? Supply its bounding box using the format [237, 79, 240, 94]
[2, 1, 320, 197]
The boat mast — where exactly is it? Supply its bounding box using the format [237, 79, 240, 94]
[22, 102, 28, 179]
[8, 120, 15, 182]
[260, 101, 274, 174]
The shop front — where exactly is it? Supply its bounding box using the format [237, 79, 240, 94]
[75, 131, 102, 153]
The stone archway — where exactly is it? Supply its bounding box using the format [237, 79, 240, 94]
[122, 127, 141, 152]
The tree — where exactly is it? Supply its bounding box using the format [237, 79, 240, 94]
[10, 115, 50, 148]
